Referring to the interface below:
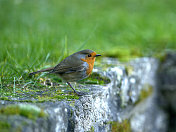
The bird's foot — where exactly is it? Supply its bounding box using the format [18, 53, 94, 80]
[74, 91, 86, 96]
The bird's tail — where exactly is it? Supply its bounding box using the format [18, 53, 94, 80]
[29, 67, 54, 76]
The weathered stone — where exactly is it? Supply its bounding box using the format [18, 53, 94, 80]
[130, 52, 176, 132]
[157, 52, 176, 132]
[0, 55, 170, 132]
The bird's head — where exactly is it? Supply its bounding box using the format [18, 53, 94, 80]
[76, 49, 101, 64]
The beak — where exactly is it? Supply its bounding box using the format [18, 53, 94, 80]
[95, 54, 101, 57]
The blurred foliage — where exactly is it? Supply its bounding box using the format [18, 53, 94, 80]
[0, 104, 47, 120]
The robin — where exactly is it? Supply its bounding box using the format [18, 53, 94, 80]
[29, 49, 101, 94]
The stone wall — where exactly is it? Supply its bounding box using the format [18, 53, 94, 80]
[0, 52, 175, 132]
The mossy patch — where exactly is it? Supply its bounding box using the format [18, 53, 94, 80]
[36, 94, 79, 102]
[155, 51, 176, 63]
[125, 65, 134, 76]
[79, 72, 111, 85]
[154, 52, 167, 63]
[135, 84, 153, 105]
[110, 119, 131, 132]
[0, 104, 47, 120]
[0, 79, 80, 102]
[0, 121, 10, 132]
[0, 93, 80, 103]
[89, 126, 95, 132]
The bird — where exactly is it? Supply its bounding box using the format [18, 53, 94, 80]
[29, 49, 101, 95]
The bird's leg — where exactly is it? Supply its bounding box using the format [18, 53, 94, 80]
[67, 82, 78, 94]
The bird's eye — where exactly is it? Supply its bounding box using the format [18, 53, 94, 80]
[88, 54, 91, 57]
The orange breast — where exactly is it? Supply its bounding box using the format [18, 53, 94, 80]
[81, 52, 96, 76]
[86, 60, 94, 75]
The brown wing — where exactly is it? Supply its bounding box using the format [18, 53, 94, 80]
[50, 53, 85, 74]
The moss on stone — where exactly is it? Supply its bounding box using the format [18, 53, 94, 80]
[0, 121, 10, 132]
[52, 95, 79, 100]
[154, 52, 167, 63]
[0, 97, 10, 101]
[135, 84, 153, 105]
[0, 67, 108, 103]
[0, 82, 80, 102]
[79, 72, 111, 85]
[0, 104, 47, 120]
[110, 119, 131, 132]
[89, 126, 95, 132]
[36, 94, 79, 102]
[125, 65, 134, 76]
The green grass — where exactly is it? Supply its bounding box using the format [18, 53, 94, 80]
[0, 0, 176, 97]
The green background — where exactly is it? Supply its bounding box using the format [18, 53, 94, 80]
[0, 0, 176, 82]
